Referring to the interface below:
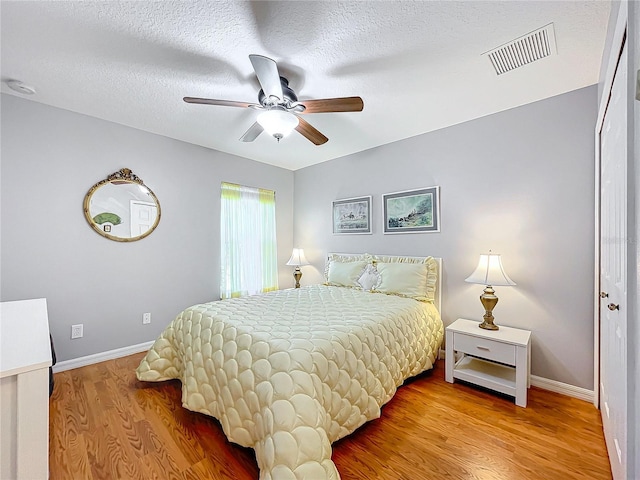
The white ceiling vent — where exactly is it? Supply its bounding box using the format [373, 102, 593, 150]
[484, 24, 557, 75]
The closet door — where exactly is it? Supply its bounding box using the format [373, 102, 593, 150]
[599, 41, 627, 480]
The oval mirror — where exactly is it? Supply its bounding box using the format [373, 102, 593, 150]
[84, 168, 161, 242]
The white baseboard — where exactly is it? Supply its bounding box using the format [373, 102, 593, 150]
[440, 349, 594, 403]
[530, 375, 594, 403]
[52, 340, 154, 373]
[53, 342, 595, 404]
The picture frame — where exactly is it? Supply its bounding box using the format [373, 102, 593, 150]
[382, 186, 440, 234]
[332, 196, 372, 234]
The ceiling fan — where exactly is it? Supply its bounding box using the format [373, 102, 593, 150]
[184, 55, 364, 145]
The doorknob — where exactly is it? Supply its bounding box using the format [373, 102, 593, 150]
[600, 292, 609, 298]
[608, 303, 620, 311]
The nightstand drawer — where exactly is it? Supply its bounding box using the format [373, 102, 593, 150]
[453, 333, 516, 365]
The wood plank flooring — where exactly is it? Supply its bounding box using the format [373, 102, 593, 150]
[49, 353, 612, 479]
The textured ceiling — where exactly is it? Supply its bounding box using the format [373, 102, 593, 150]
[1, 1, 609, 170]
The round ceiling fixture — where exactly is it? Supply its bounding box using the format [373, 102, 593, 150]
[257, 108, 299, 141]
[6, 80, 36, 95]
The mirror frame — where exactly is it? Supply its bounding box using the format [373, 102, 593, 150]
[83, 168, 161, 242]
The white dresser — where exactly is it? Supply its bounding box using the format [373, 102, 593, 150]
[0, 298, 52, 479]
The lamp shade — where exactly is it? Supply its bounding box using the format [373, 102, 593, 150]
[465, 253, 516, 286]
[286, 248, 310, 267]
[257, 109, 299, 139]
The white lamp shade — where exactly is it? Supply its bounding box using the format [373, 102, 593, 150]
[286, 248, 310, 267]
[257, 109, 299, 138]
[465, 253, 516, 286]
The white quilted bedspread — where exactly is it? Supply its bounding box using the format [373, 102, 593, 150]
[136, 285, 443, 479]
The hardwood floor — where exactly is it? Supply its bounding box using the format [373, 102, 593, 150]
[49, 353, 612, 479]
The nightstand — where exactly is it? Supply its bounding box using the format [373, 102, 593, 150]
[445, 318, 531, 407]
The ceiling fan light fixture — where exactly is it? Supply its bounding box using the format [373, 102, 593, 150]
[185, 55, 362, 145]
[257, 108, 298, 141]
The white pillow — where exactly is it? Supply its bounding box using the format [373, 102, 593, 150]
[372, 255, 438, 301]
[373, 262, 430, 301]
[357, 264, 380, 291]
[327, 261, 368, 288]
[324, 253, 372, 282]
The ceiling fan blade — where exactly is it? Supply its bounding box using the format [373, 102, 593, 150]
[249, 54, 284, 102]
[183, 97, 257, 108]
[295, 117, 328, 145]
[298, 96, 364, 114]
[239, 122, 264, 142]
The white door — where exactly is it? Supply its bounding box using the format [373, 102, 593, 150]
[599, 42, 627, 480]
[130, 200, 158, 236]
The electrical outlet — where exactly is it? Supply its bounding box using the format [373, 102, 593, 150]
[143, 312, 151, 324]
[71, 324, 83, 339]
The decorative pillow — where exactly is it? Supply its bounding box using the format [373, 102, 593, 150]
[324, 253, 372, 283]
[357, 264, 380, 291]
[326, 260, 368, 288]
[372, 255, 438, 302]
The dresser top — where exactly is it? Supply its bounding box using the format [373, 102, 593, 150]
[1, 298, 52, 377]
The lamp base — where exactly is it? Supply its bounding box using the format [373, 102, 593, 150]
[293, 267, 302, 288]
[478, 285, 499, 330]
[479, 318, 499, 330]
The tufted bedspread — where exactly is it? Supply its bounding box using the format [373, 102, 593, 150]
[136, 285, 443, 479]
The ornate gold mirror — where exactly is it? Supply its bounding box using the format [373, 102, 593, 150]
[84, 168, 161, 242]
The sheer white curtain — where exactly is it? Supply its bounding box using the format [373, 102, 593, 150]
[220, 182, 278, 299]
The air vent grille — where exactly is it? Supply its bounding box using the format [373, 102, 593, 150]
[484, 24, 556, 75]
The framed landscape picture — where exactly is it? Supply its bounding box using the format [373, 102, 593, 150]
[332, 196, 372, 234]
[382, 186, 440, 234]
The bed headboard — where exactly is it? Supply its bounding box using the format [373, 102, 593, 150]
[326, 253, 443, 313]
[432, 257, 443, 313]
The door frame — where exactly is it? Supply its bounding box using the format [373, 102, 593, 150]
[594, 1, 628, 408]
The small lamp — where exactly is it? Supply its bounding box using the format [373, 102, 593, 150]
[465, 252, 516, 330]
[286, 248, 310, 288]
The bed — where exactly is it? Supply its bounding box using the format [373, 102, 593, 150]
[136, 253, 443, 479]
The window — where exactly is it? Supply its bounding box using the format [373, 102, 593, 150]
[220, 182, 278, 298]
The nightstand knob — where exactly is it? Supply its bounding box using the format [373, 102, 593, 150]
[600, 292, 609, 298]
[607, 303, 620, 311]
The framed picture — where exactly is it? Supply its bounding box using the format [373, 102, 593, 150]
[382, 186, 440, 234]
[332, 196, 372, 234]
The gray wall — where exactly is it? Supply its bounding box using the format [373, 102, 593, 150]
[0, 94, 294, 362]
[293, 86, 597, 389]
[0, 86, 598, 389]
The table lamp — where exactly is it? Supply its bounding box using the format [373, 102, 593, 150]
[286, 248, 310, 288]
[465, 252, 516, 330]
